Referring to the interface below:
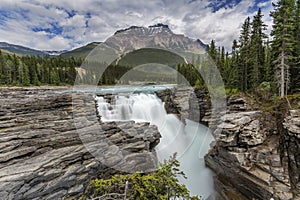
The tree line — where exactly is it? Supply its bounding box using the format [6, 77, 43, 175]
[0, 52, 81, 86]
[1, 0, 299, 98]
[179, 0, 300, 97]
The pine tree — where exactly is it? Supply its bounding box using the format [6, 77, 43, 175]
[50, 69, 60, 85]
[208, 40, 217, 61]
[207, 40, 219, 86]
[216, 46, 226, 78]
[290, 0, 300, 92]
[29, 56, 40, 85]
[239, 17, 251, 92]
[5, 59, 13, 85]
[20, 62, 30, 86]
[249, 8, 267, 88]
[220, 40, 239, 90]
[11, 54, 19, 84]
[270, 0, 296, 97]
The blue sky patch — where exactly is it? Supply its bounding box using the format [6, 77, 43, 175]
[65, 9, 77, 18]
[207, 0, 242, 12]
[248, 0, 270, 13]
[0, 9, 10, 19]
[32, 22, 63, 38]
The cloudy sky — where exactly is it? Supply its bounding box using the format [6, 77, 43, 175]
[0, 0, 275, 51]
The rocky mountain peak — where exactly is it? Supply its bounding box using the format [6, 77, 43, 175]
[114, 26, 143, 35]
[114, 23, 171, 36]
[107, 24, 207, 53]
[148, 23, 169, 29]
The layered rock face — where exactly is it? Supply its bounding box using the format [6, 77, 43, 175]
[0, 87, 160, 200]
[283, 110, 300, 197]
[204, 97, 300, 200]
[155, 86, 209, 123]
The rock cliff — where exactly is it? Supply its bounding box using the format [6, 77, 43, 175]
[203, 96, 300, 200]
[0, 87, 160, 200]
[156, 87, 300, 199]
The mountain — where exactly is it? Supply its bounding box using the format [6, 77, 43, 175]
[62, 24, 207, 59]
[0, 24, 207, 59]
[106, 24, 207, 54]
[115, 48, 185, 67]
[0, 42, 48, 57]
[44, 50, 68, 56]
[60, 42, 101, 58]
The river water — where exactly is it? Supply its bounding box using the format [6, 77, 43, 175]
[96, 91, 215, 199]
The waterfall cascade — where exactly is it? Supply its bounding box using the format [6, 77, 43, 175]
[96, 93, 188, 159]
[96, 92, 215, 199]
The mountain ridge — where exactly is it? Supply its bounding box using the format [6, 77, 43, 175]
[0, 42, 48, 57]
[1, 24, 207, 58]
[0, 42, 68, 57]
[106, 23, 207, 54]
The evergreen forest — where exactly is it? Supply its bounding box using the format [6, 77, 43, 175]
[0, 0, 299, 98]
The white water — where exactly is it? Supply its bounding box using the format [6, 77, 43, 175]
[96, 93, 215, 199]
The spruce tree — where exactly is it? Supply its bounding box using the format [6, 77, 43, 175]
[291, 0, 300, 92]
[20, 62, 30, 86]
[208, 40, 217, 61]
[249, 8, 267, 88]
[12, 54, 19, 84]
[5, 59, 13, 85]
[218, 46, 225, 77]
[29, 57, 40, 85]
[270, 0, 296, 97]
[239, 17, 251, 92]
[226, 39, 240, 89]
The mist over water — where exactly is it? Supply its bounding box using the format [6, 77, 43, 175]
[96, 92, 215, 199]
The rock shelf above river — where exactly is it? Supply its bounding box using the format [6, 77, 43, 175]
[0, 87, 160, 200]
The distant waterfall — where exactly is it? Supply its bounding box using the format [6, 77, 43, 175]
[96, 92, 215, 199]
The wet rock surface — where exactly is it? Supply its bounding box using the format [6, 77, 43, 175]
[0, 87, 160, 200]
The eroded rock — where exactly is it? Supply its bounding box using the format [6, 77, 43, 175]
[0, 87, 161, 200]
[204, 96, 300, 200]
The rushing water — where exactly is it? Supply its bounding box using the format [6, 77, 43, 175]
[96, 92, 215, 199]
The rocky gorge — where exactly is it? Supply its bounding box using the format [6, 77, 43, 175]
[0, 86, 299, 200]
[158, 87, 300, 200]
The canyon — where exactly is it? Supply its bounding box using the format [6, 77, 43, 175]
[0, 86, 299, 199]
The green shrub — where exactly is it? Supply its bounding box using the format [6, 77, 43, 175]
[83, 154, 200, 200]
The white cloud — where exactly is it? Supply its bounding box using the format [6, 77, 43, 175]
[257, 2, 269, 8]
[0, 0, 274, 51]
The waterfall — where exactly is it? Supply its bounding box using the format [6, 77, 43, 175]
[96, 92, 215, 199]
